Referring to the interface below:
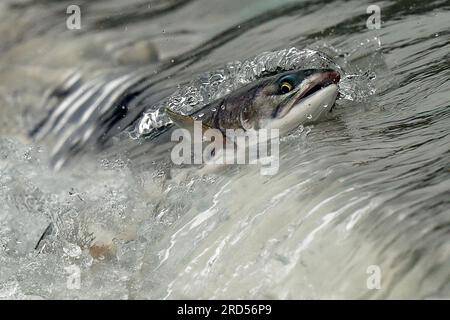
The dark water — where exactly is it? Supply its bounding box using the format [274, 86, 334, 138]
[0, 0, 449, 299]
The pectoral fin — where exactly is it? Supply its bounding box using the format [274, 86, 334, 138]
[165, 107, 212, 133]
[165, 107, 235, 153]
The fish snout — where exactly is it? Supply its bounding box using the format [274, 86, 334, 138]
[317, 69, 340, 86]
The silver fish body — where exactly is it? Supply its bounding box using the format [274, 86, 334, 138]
[167, 68, 340, 135]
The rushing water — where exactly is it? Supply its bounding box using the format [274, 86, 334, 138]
[0, 0, 449, 299]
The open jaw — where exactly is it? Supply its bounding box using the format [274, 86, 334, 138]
[269, 70, 341, 132]
[285, 70, 340, 116]
[298, 70, 340, 102]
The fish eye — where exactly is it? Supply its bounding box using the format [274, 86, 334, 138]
[280, 81, 294, 94]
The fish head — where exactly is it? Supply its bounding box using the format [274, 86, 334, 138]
[245, 68, 340, 133]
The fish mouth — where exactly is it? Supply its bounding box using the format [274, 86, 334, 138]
[277, 69, 340, 118]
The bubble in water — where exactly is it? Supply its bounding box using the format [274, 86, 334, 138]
[63, 243, 82, 258]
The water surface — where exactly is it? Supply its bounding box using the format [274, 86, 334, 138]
[0, 0, 449, 299]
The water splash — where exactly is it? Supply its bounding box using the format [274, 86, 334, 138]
[316, 37, 382, 101]
[133, 43, 380, 138]
[132, 47, 358, 138]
